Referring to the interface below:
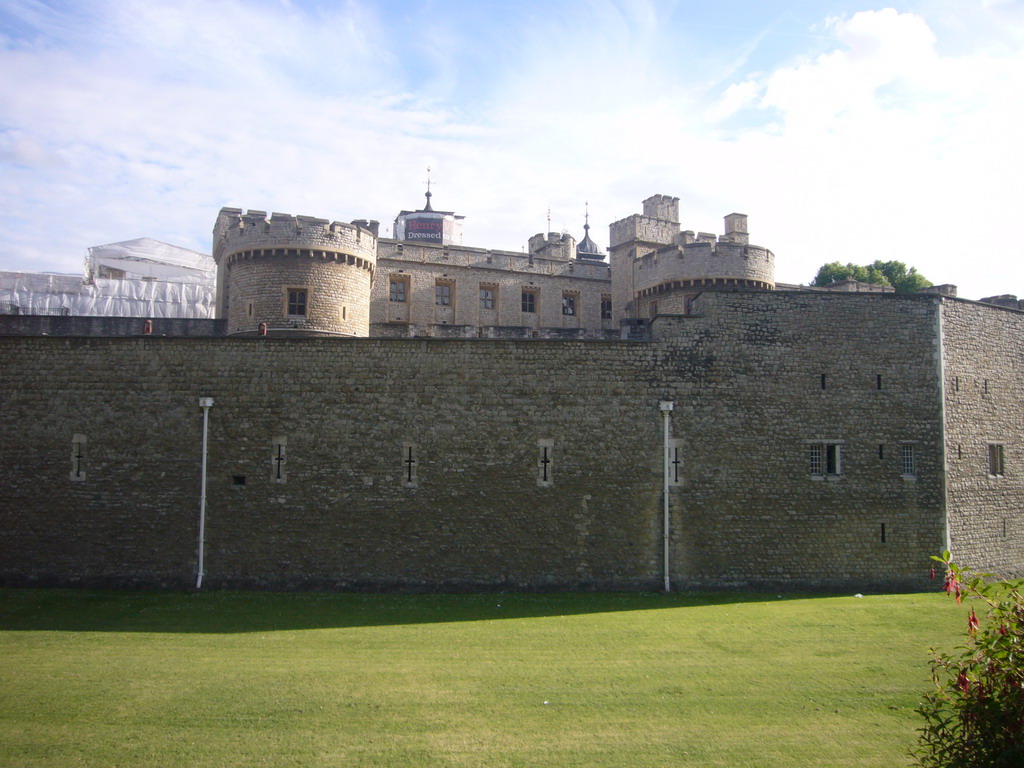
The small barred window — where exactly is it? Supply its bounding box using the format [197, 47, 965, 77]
[900, 444, 916, 476]
[809, 442, 841, 476]
[989, 444, 1005, 477]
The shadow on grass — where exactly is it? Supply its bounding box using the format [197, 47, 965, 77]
[0, 587, 855, 634]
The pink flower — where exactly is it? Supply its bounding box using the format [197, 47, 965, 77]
[968, 609, 979, 635]
[944, 571, 963, 603]
[958, 672, 971, 693]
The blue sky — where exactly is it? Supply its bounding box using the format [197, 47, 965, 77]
[1, 0, 1022, 298]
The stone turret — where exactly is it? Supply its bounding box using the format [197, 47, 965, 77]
[528, 231, 577, 261]
[213, 208, 377, 337]
[609, 196, 774, 321]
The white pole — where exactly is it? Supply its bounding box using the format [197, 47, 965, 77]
[196, 398, 214, 589]
[659, 401, 675, 592]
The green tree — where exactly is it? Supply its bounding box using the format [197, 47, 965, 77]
[914, 552, 1024, 767]
[870, 260, 933, 293]
[811, 260, 932, 293]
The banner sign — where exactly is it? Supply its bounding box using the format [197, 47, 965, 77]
[405, 217, 444, 242]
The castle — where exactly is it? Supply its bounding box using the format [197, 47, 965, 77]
[210, 193, 776, 341]
[1, 191, 1021, 592]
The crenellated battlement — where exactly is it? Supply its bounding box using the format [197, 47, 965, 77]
[214, 207, 378, 267]
[635, 239, 775, 288]
[212, 207, 377, 337]
[609, 198, 774, 321]
[527, 231, 578, 261]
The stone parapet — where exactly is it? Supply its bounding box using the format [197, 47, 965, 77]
[213, 208, 377, 336]
[633, 241, 775, 295]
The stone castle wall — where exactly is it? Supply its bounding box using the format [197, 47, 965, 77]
[634, 241, 775, 291]
[0, 335, 663, 590]
[0, 315, 226, 337]
[213, 209, 376, 336]
[632, 240, 775, 319]
[226, 255, 372, 336]
[609, 199, 775, 322]
[941, 299, 1024, 576]
[373, 240, 614, 336]
[3, 292, 1012, 592]
[609, 214, 680, 250]
[652, 292, 948, 587]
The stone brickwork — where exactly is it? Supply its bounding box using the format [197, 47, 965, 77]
[372, 239, 614, 337]
[4, 291, 1015, 592]
[213, 208, 376, 336]
[654, 292, 947, 588]
[610, 198, 775, 322]
[0, 335, 662, 590]
[941, 299, 1024, 576]
[210, 196, 780, 341]
[0, 315, 226, 337]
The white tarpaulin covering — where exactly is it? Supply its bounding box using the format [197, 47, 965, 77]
[86, 238, 214, 284]
[1, 239, 216, 318]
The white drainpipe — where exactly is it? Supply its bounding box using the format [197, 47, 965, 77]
[659, 401, 675, 592]
[196, 398, 214, 589]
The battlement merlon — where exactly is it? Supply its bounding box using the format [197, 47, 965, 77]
[642, 194, 680, 224]
[609, 214, 681, 250]
[527, 232, 578, 261]
[632, 240, 776, 294]
[720, 213, 749, 244]
[213, 207, 378, 267]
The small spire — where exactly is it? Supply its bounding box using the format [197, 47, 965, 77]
[577, 200, 603, 259]
[423, 166, 433, 212]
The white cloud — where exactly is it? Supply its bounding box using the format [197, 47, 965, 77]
[0, 1, 1021, 300]
[695, 7, 1024, 297]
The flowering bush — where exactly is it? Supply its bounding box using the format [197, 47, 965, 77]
[914, 551, 1024, 767]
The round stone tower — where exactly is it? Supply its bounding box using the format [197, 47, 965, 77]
[609, 195, 774, 320]
[213, 208, 377, 337]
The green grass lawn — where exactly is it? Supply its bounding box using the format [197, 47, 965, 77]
[0, 589, 966, 767]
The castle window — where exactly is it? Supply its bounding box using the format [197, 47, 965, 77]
[562, 293, 576, 316]
[389, 276, 408, 303]
[900, 444, 916, 477]
[537, 439, 554, 487]
[668, 438, 683, 486]
[271, 437, 287, 484]
[435, 281, 453, 307]
[69, 434, 87, 482]
[601, 295, 612, 320]
[479, 285, 496, 310]
[808, 441, 841, 477]
[649, 301, 658, 319]
[286, 288, 307, 317]
[402, 442, 417, 488]
[988, 443, 1005, 477]
[521, 289, 537, 313]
